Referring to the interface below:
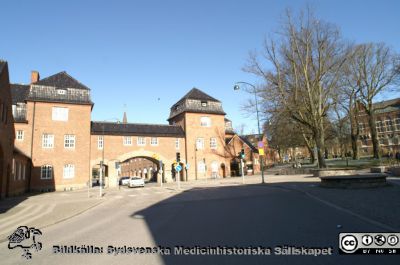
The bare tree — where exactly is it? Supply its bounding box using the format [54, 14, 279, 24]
[348, 43, 400, 158]
[340, 49, 362, 159]
[245, 9, 347, 168]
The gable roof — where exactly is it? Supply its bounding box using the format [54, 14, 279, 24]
[239, 135, 258, 152]
[226, 134, 258, 153]
[10, 84, 30, 104]
[175, 88, 220, 104]
[91, 122, 185, 137]
[34, 71, 90, 90]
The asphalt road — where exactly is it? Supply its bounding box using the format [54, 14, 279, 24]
[1, 183, 398, 265]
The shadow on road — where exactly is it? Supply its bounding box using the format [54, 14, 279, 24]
[131, 183, 398, 265]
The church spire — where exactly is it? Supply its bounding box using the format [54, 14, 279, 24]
[123, 112, 127, 124]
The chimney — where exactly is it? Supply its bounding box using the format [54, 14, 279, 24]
[123, 112, 127, 124]
[31, 71, 40, 83]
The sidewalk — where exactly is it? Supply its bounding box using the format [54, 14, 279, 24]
[0, 189, 105, 242]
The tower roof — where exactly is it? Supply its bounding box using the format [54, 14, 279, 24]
[168, 88, 225, 121]
[34, 71, 90, 90]
[175, 87, 220, 105]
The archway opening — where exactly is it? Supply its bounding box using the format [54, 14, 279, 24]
[91, 163, 108, 187]
[120, 156, 164, 183]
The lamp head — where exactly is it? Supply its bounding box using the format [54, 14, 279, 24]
[233, 84, 240, 90]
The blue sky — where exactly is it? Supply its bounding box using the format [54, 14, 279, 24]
[1, 0, 399, 133]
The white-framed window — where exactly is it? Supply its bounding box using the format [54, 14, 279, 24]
[210, 137, 217, 149]
[16, 130, 24, 141]
[150, 137, 158, 146]
[63, 164, 75, 179]
[196, 138, 204, 150]
[41, 165, 53, 179]
[123, 136, 132, 146]
[198, 160, 206, 173]
[52, 107, 68, 121]
[200, 116, 211, 127]
[42, 134, 54, 148]
[64, 134, 75, 148]
[137, 137, 146, 146]
[57, 89, 66, 95]
[395, 118, 400, 131]
[98, 136, 104, 149]
[175, 138, 180, 150]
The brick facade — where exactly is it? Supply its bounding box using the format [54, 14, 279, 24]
[6, 67, 274, 195]
[357, 99, 400, 156]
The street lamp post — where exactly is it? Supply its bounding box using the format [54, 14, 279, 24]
[99, 118, 121, 197]
[234, 82, 265, 184]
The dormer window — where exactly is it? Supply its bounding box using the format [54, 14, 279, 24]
[174, 105, 180, 111]
[201, 101, 207, 107]
[57, 89, 67, 95]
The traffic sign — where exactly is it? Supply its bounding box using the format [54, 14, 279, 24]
[258, 141, 264, 148]
[175, 164, 182, 172]
[185, 163, 190, 170]
[258, 148, 265, 156]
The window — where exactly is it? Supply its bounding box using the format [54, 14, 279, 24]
[98, 136, 104, 149]
[200, 116, 211, 127]
[395, 118, 400, 131]
[358, 123, 365, 134]
[52, 107, 68, 121]
[385, 119, 394, 132]
[42, 134, 54, 148]
[64, 134, 75, 148]
[175, 138, 180, 150]
[137, 137, 146, 146]
[150, 137, 158, 146]
[16, 130, 24, 141]
[210, 138, 217, 149]
[63, 164, 75, 179]
[41, 165, 53, 179]
[123, 136, 132, 146]
[376, 121, 384, 133]
[201, 101, 207, 107]
[198, 161, 206, 173]
[196, 138, 204, 150]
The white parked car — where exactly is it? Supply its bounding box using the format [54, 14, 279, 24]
[128, 177, 145, 188]
[120, 176, 130, 186]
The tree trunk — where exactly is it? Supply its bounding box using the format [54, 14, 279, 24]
[315, 130, 327, 168]
[351, 134, 359, 160]
[349, 95, 359, 160]
[367, 108, 380, 159]
[307, 145, 315, 164]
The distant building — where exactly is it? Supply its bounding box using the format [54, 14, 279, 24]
[358, 98, 400, 156]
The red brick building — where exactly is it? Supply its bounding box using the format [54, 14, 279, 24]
[358, 98, 400, 156]
[5, 65, 275, 195]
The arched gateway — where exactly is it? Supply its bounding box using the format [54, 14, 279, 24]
[90, 122, 186, 187]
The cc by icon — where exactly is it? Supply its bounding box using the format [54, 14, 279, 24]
[341, 235, 358, 253]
